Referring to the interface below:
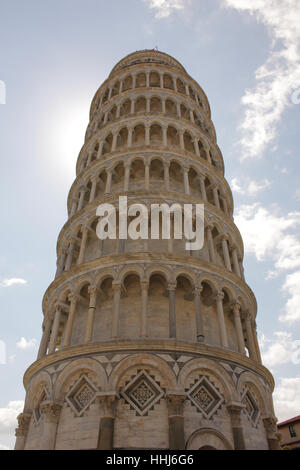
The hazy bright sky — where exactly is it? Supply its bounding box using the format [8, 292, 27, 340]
[1, 0, 300, 450]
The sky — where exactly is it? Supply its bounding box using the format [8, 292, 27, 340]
[0, 0, 300, 450]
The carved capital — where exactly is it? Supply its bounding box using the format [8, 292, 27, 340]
[215, 291, 225, 302]
[263, 416, 278, 437]
[40, 401, 62, 421]
[166, 391, 186, 417]
[227, 403, 245, 427]
[96, 392, 117, 417]
[16, 412, 32, 435]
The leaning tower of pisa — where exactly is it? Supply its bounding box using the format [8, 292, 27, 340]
[15, 50, 280, 451]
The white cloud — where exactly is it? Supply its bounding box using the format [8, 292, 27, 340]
[0, 401, 24, 435]
[235, 203, 300, 270]
[0, 278, 27, 288]
[231, 177, 271, 196]
[16, 337, 37, 350]
[223, 0, 300, 159]
[144, 0, 189, 18]
[281, 271, 300, 323]
[273, 377, 300, 422]
[260, 331, 298, 367]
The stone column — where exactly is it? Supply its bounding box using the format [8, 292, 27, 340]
[65, 239, 76, 271]
[232, 247, 241, 278]
[212, 186, 221, 210]
[55, 249, 67, 277]
[199, 175, 208, 202]
[206, 225, 216, 264]
[105, 168, 113, 195]
[111, 133, 118, 152]
[221, 236, 232, 271]
[40, 402, 62, 450]
[253, 321, 262, 364]
[179, 131, 185, 151]
[89, 176, 98, 203]
[116, 104, 121, 119]
[227, 403, 246, 450]
[232, 302, 245, 354]
[204, 146, 212, 164]
[140, 281, 149, 338]
[168, 283, 177, 339]
[160, 73, 164, 88]
[162, 126, 168, 147]
[77, 226, 89, 265]
[97, 141, 105, 159]
[245, 312, 257, 361]
[166, 392, 186, 450]
[176, 102, 181, 118]
[14, 412, 32, 450]
[63, 294, 78, 347]
[146, 71, 150, 88]
[97, 392, 117, 450]
[124, 163, 130, 192]
[263, 417, 281, 450]
[112, 282, 121, 338]
[146, 97, 151, 113]
[127, 127, 133, 147]
[185, 84, 190, 96]
[189, 110, 195, 124]
[132, 74, 137, 89]
[108, 87, 112, 100]
[145, 125, 150, 146]
[162, 98, 166, 114]
[215, 292, 229, 348]
[77, 187, 86, 212]
[130, 98, 135, 114]
[183, 167, 190, 195]
[48, 307, 62, 354]
[84, 286, 98, 343]
[173, 77, 178, 92]
[164, 162, 170, 191]
[145, 162, 150, 191]
[70, 198, 78, 217]
[194, 286, 204, 343]
[193, 139, 200, 157]
[37, 317, 52, 359]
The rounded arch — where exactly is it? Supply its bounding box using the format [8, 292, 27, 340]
[237, 371, 271, 416]
[186, 428, 233, 450]
[53, 358, 107, 401]
[25, 370, 52, 409]
[178, 357, 237, 403]
[117, 265, 144, 284]
[145, 265, 172, 283]
[108, 353, 176, 391]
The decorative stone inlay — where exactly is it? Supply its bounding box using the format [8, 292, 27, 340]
[186, 376, 224, 419]
[242, 389, 260, 426]
[66, 374, 97, 416]
[33, 389, 48, 425]
[120, 370, 164, 416]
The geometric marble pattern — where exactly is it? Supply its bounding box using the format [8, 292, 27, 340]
[120, 370, 164, 416]
[242, 388, 260, 427]
[66, 375, 97, 417]
[186, 376, 224, 419]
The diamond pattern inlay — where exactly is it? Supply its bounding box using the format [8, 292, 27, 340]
[66, 375, 97, 416]
[187, 376, 224, 419]
[120, 370, 164, 416]
[242, 389, 260, 426]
